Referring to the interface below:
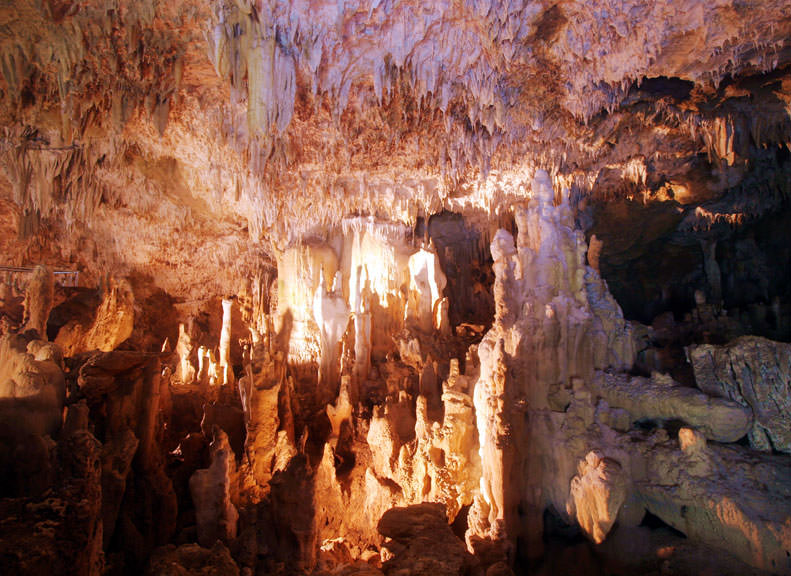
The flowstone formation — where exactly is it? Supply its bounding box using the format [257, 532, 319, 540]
[466, 170, 635, 562]
[464, 172, 791, 573]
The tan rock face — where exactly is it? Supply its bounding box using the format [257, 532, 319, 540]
[189, 428, 239, 547]
[378, 503, 479, 576]
[566, 451, 626, 544]
[22, 265, 54, 340]
[0, 333, 65, 437]
[55, 278, 134, 355]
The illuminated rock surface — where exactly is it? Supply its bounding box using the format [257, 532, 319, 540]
[0, 1, 790, 575]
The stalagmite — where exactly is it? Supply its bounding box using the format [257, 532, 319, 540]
[22, 265, 54, 340]
[189, 428, 239, 547]
[407, 245, 447, 333]
[175, 323, 195, 384]
[313, 270, 349, 390]
[219, 299, 233, 386]
[352, 309, 371, 383]
[326, 375, 352, 441]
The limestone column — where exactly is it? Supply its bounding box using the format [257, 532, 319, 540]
[23, 264, 54, 340]
[219, 298, 233, 385]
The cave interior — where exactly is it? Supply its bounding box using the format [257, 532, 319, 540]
[1, 1, 791, 575]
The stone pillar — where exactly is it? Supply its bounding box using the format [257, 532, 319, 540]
[219, 299, 233, 385]
[352, 311, 371, 383]
[23, 264, 54, 340]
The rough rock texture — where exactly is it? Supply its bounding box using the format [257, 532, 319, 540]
[0, 412, 104, 576]
[0, 333, 65, 438]
[268, 446, 347, 572]
[378, 503, 480, 576]
[566, 451, 626, 544]
[22, 264, 54, 339]
[0, 0, 788, 319]
[55, 278, 135, 355]
[638, 430, 791, 573]
[589, 371, 753, 443]
[189, 429, 239, 547]
[464, 171, 791, 572]
[238, 344, 287, 489]
[146, 541, 239, 576]
[366, 376, 479, 524]
[467, 170, 634, 560]
[525, 379, 791, 573]
[76, 349, 178, 570]
[0, 2, 791, 575]
[689, 335, 791, 452]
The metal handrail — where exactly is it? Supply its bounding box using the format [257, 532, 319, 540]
[0, 266, 79, 287]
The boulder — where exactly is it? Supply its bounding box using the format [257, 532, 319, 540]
[378, 503, 480, 576]
[145, 541, 239, 576]
[0, 334, 65, 438]
[689, 335, 791, 452]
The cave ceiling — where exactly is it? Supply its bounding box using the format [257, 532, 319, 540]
[0, 0, 790, 302]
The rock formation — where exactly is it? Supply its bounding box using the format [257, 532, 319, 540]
[146, 541, 239, 576]
[0, 2, 790, 575]
[589, 371, 753, 443]
[189, 428, 239, 547]
[22, 264, 54, 340]
[566, 451, 626, 545]
[55, 278, 135, 355]
[689, 336, 791, 452]
[0, 333, 65, 438]
[378, 503, 479, 576]
[218, 298, 233, 386]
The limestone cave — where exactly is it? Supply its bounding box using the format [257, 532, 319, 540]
[1, 1, 791, 575]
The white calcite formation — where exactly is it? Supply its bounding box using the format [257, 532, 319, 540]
[273, 217, 439, 392]
[464, 170, 791, 571]
[218, 298, 233, 386]
[589, 372, 753, 443]
[366, 383, 479, 525]
[275, 242, 339, 363]
[406, 245, 447, 333]
[175, 323, 196, 384]
[468, 170, 634, 558]
[313, 270, 349, 389]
